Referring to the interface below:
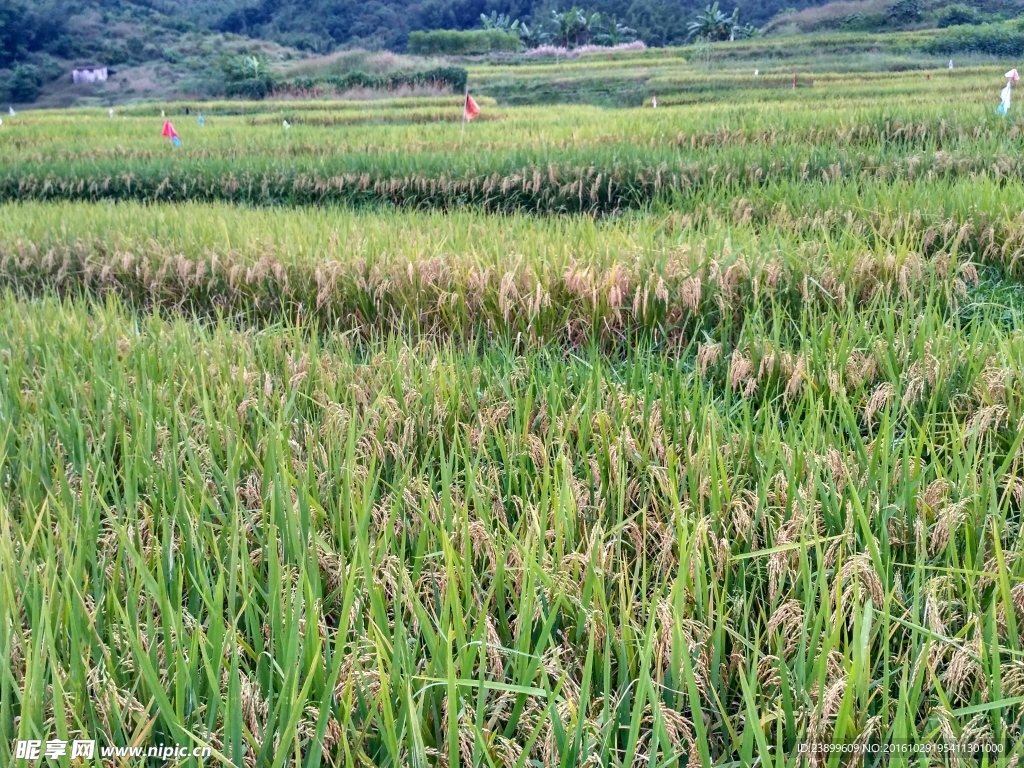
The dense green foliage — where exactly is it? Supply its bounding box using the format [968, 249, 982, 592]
[219, 54, 278, 100]
[279, 68, 470, 97]
[687, 3, 758, 42]
[924, 20, 1024, 56]
[7, 64, 42, 102]
[201, 0, 818, 51]
[936, 3, 983, 27]
[408, 29, 523, 55]
[0, 1, 69, 67]
[199, 0, 1024, 50]
[9, 0, 1019, 70]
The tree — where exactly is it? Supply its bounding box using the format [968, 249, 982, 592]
[9, 63, 41, 102]
[221, 54, 276, 100]
[887, 0, 922, 25]
[0, 1, 67, 67]
[732, 21, 759, 38]
[937, 4, 981, 27]
[480, 12, 521, 32]
[517, 22, 550, 48]
[619, 0, 687, 47]
[593, 18, 638, 45]
[687, 3, 741, 42]
[549, 7, 610, 48]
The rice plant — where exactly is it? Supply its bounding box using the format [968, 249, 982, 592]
[2, 51, 1024, 767]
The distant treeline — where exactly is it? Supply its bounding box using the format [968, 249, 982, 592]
[924, 20, 1024, 56]
[170, 0, 858, 51]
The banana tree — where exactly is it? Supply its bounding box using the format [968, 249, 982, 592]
[517, 22, 549, 48]
[594, 18, 638, 46]
[551, 7, 590, 48]
[480, 12, 520, 32]
[687, 3, 736, 43]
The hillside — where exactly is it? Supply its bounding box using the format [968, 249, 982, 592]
[0, 1, 303, 108]
[191, 0, 812, 51]
[4, 0, 832, 53]
[764, 0, 1024, 35]
[117, 0, 1024, 50]
[10, 0, 1019, 65]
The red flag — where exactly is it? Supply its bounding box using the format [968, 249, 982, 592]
[464, 94, 480, 122]
[162, 120, 178, 139]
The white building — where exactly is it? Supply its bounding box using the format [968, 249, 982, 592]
[72, 66, 108, 85]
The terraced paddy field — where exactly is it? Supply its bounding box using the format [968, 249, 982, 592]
[3, 43, 1024, 767]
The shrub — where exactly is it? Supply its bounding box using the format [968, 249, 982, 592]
[278, 67, 469, 95]
[102, 43, 132, 66]
[34, 54, 64, 84]
[407, 29, 521, 56]
[10, 64, 41, 102]
[221, 54, 276, 100]
[762, 1, 891, 35]
[838, 12, 889, 32]
[924, 22, 1024, 56]
[226, 77, 274, 100]
[126, 37, 145, 62]
[887, 0, 922, 24]
[936, 4, 982, 27]
[403, 66, 468, 92]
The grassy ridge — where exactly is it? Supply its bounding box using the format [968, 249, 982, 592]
[466, 33, 998, 106]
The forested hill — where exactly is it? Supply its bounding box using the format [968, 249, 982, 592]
[135, 0, 1024, 50]
[4, 0, 1024, 69]
[0, 0, 925, 60]
[196, 0, 830, 50]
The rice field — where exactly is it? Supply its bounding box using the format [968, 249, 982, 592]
[2, 42, 1024, 768]
[4, 65, 1024, 214]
